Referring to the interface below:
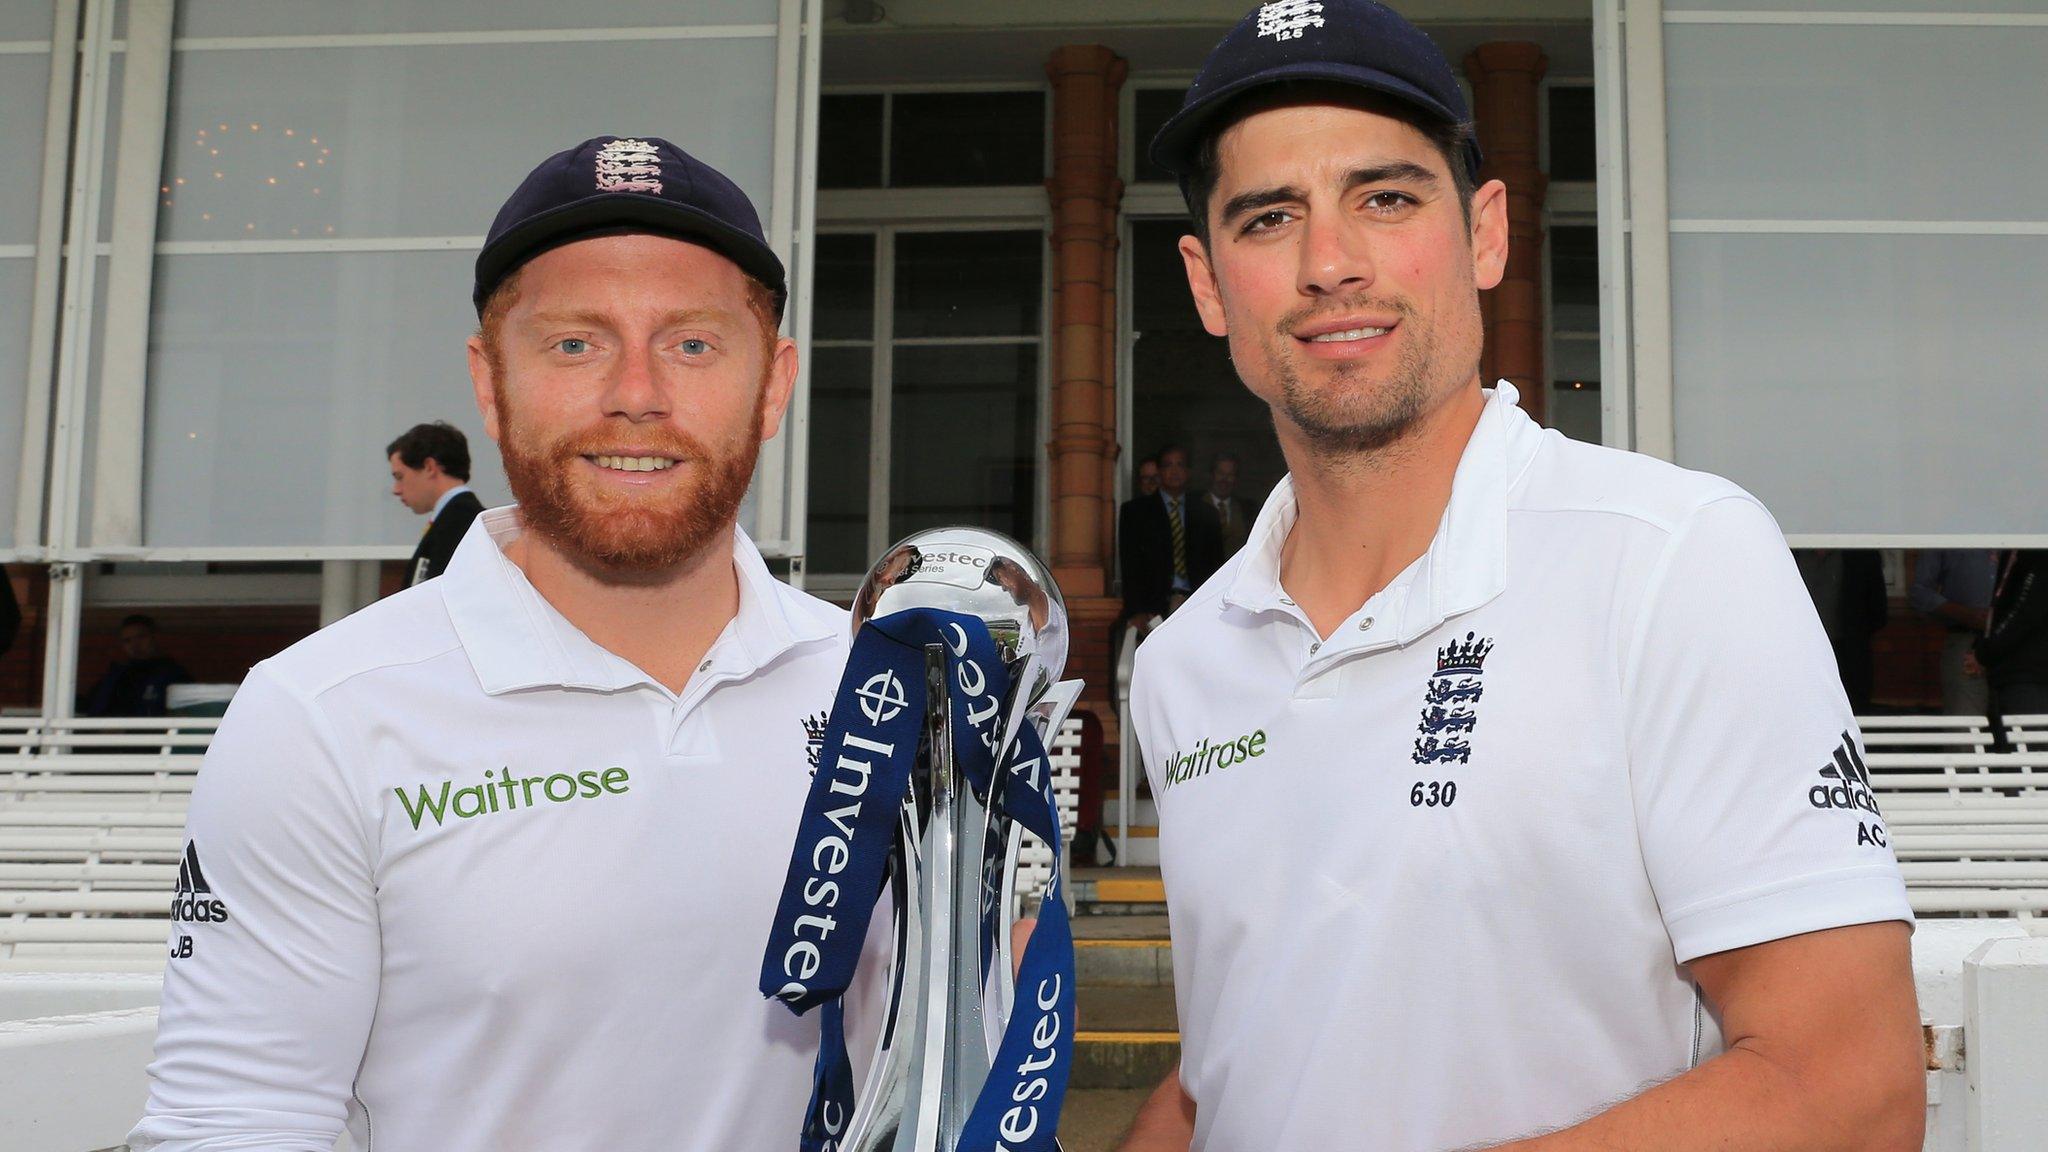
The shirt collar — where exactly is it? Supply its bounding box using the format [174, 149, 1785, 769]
[429, 484, 471, 521]
[1222, 382, 1546, 644]
[440, 506, 835, 696]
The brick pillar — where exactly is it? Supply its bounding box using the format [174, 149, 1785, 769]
[1464, 42, 1549, 425]
[1045, 46, 1128, 744]
[1045, 45, 1124, 599]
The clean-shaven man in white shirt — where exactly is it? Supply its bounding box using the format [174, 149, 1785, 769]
[131, 137, 879, 1152]
[1119, 4, 1923, 1151]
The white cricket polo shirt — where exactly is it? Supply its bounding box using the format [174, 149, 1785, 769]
[1130, 384, 1912, 1152]
[133, 507, 883, 1152]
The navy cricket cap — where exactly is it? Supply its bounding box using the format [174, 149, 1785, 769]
[1148, 0, 1482, 185]
[473, 135, 785, 316]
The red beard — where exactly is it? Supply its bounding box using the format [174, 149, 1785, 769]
[497, 391, 764, 576]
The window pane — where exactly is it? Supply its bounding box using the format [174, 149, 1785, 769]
[0, 261, 30, 545]
[889, 91, 1044, 187]
[814, 232, 876, 341]
[889, 344, 1037, 546]
[1132, 88, 1184, 184]
[1549, 377, 1601, 446]
[140, 250, 502, 548]
[176, 0, 777, 36]
[1665, 25, 2048, 221]
[1549, 225, 1598, 334]
[818, 94, 883, 190]
[1546, 86, 1595, 183]
[158, 37, 779, 241]
[805, 346, 873, 574]
[1671, 232, 2048, 536]
[1130, 215, 1206, 334]
[1127, 219, 1285, 513]
[1672, 0, 2044, 9]
[894, 230, 1041, 339]
[0, 55, 52, 246]
[1551, 334, 1600, 386]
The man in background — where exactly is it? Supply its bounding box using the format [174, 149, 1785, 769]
[0, 566, 19, 661]
[1911, 548, 1995, 715]
[1201, 453, 1249, 556]
[1134, 454, 1162, 498]
[1119, 445, 1223, 621]
[387, 421, 484, 586]
[1976, 549, 2048, 717]
[81, 615, 191, 717]
[1794, 549, 1890, 715]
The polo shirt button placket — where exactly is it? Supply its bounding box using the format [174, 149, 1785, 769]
[667, 655, 730, 757]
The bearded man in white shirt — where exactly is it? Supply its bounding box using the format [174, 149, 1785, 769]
[132, 137, 880, 1152]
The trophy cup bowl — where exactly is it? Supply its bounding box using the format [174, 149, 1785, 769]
[840, 527, 1074, 1152]
[850, 526, 1068, 714]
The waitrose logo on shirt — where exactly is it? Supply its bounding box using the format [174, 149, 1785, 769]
[1161, 729, 1267, 791]
[394, 767, 630, 830]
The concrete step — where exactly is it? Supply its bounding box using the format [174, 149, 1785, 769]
[1071, 912, 1179, 1090]
[1057, 1088, 1151, 1152]
[1072, 1026, 1181, 1090]
[1079, 984, 1177, 1032]
[1073, 914, 1171, 986]
[1071, 867, 1166, 914]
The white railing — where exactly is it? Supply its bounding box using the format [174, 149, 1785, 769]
[5, 923, 2044, 1152]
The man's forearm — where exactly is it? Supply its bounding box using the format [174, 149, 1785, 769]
[1480, 1039, 1922, 1152]
[1117, 1065, 1196, 1152]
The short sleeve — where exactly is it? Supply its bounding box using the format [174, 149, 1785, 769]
[128, 667, 382, 1151]
[1623, 496, 1912, 965]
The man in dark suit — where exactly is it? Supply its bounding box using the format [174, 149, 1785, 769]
[81, 614, 191, 717]
[1119, 444, 1224, 619]
[0, 565, 20, 659]
[388, 421, 485, 587]
[1202, 452, 1252, 557]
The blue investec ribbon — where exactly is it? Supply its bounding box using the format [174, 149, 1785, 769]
[760, 608, 1075, 1152]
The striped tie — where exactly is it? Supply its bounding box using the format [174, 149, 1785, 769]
[1169, 497, 1187, 581]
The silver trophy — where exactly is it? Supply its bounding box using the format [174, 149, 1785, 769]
[841, 527, 1080, 1152]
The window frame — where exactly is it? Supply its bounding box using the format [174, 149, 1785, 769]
[806, 216, 1053, 596]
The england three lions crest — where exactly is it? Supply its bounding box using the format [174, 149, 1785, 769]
[1413, 632, 1493, 765]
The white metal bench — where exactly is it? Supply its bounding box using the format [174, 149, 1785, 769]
[1858, 715, 2048, 914]
[0, 714, 1086, 968]
[6, 713, 2047, 969]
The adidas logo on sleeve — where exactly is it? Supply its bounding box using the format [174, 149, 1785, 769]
[170, 840, 229, 924]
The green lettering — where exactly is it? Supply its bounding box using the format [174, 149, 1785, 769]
[544, 773, 577, 802]
[452, 786, 486, 819]
[394, 781, 452, 830]
[1248, 730, 1266, 757]
[602, 767, 630, 794]
[577, 769, 602, 798]
[484, 770, 501, 812]
[521, 776, 543, 806]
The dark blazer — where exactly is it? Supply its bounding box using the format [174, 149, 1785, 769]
[1202, 491, 1252, 557]
[1979, 550, 2048, 690]
[1118, 490, 1223, 617]
[0, 567, 19, 657]
[408, 489, 485, 587]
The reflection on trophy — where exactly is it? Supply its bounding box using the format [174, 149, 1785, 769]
[842, 527, 1081, 1152]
